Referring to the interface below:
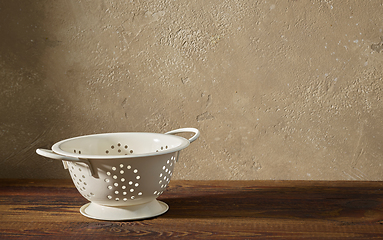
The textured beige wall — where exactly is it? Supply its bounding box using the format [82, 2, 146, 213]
[1, 0, 383, 180]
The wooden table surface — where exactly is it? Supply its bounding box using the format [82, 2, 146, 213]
[1, 179, 383, 239]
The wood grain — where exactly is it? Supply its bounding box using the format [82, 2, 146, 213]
[1, 179, 383, 239]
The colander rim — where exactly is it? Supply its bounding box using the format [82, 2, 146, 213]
[51, 132, 190, 159]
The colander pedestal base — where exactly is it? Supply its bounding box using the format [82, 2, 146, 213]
[79, 200, 169, 221]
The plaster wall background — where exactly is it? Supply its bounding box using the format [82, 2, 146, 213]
[1, 0, 383, 180]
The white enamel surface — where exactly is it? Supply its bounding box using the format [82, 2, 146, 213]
[80, 200, 168, 221]
[165, 128, 200, 143]
[68, 153, 177, 207]
[36, 128, 199, 221]
[52, 132, 191, 159]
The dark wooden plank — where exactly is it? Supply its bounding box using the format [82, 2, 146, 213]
[0, 179, 383, 239]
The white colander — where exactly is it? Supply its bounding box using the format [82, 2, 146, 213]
[36, 128, 199, 221]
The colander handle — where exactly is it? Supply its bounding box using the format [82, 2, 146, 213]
[165, 128, 200, 143]
[36, 149, 99, 178]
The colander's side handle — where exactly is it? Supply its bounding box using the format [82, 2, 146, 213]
[36, 149, 99, 178]
[165, 128, 200, 143]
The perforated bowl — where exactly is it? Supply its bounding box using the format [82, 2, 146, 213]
[36, 128, 199, 221]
